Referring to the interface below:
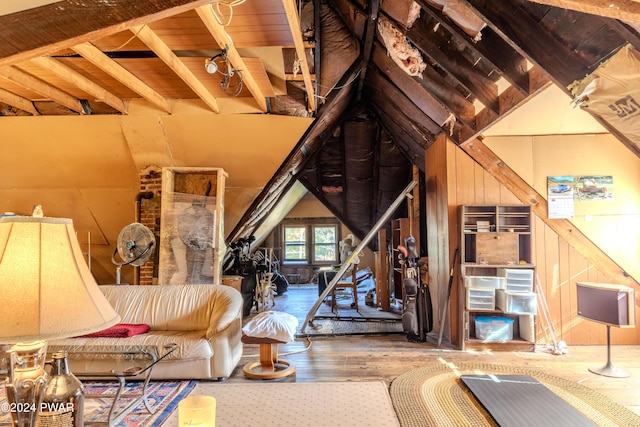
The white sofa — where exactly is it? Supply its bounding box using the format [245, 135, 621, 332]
[49, 284, 243, 380]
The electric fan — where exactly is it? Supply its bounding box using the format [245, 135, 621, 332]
[111, 222, 156, 284]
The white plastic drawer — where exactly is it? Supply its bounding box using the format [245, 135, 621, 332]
[496, 289, 537, 314]
[465, 276, 506, 290]
[466, 288, 495, 310]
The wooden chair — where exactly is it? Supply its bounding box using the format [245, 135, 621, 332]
[327, 264, 359, 312]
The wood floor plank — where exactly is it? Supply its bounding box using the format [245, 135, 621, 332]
[232, 284, 640, 416]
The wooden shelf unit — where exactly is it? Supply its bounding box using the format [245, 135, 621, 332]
[459, 205, 536, 350]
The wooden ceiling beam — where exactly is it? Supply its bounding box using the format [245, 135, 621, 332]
[371, 42, 460, 127]
[460, 137, 640, 305]
[0, 87, 39, 115]
[0, 0, 216, 68]
[527, 0, 640, 22]
[464, 66, 551, 142]
[366, 68, 442, 141]
[281, 0, 316, 112]
[0, 66, 86, 114]
[131, 24, 220, 113]
[356, 0, 380, 101]
[72, 42, 171, 113]
[417, 0, 530, 96]
[227, 61, 362, 243]
[464, 0, 594, 88]
[404, 14, 500, 114]
[194, 5, 267, 112]
[29, 56, 127, 113]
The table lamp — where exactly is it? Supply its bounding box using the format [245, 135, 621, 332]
[0, 216, 121, 427]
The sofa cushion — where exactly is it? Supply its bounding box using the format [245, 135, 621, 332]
[51, 330, 213, 362]
[100, 284, 240, 332]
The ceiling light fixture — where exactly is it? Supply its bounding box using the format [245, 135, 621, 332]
[204, 47, 244, 97]
[205, 51, 225, 74]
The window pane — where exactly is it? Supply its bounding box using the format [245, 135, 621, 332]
[284, 226, 306, 261]
[314, 226, 336, 262]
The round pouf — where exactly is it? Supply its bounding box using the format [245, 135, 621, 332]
[241, 311, 298, 379]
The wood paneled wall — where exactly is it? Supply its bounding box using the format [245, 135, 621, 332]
[427, 136, 640, 347]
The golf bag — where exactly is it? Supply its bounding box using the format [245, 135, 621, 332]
[398, 236, 433, 342]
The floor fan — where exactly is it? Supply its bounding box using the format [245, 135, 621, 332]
[111, 222, 156, 284]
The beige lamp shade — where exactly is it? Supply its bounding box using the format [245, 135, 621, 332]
[0, 216, 120, 342]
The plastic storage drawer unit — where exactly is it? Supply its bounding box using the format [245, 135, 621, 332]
[465, 276, 506, 290]
[466, 288, 495, 310]
[475, 316, 514, 341]
[496, 289, 537, 314]
[497, 268, 534, 292]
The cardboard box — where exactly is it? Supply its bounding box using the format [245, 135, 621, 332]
[222, 275, 242, 292]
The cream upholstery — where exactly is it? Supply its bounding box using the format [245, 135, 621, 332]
[49, 284, 243, 380]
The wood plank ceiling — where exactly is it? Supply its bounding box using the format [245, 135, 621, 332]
[2, 1, 640, 273]
[0, 0, 315, 116]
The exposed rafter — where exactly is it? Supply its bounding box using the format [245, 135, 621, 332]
[527, 0, 640, 22]
[29, 56, 127, 113]
[355, 0, 380, 101]
[72, 42, 171, 113]
[195, 5, 269, 112]
[0, 87, 38, 115]
[227, 60, 363, 243]
[282, 0, 316, 112]
[132, 24, 220, 113]
[0, 66, 86, 114]
[0, 0, 215, 68]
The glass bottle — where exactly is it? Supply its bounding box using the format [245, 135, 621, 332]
[5, 341, 48, 427]
[38, 351, 84, 427]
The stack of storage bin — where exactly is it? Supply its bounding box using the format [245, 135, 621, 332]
[495, 268, 537, 314]
[465, 276, 505, 310]
[465, 276, 514, 341]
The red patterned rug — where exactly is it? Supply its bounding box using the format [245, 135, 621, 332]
[1, 380, 196, 427]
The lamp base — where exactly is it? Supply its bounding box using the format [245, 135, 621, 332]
[589, 364, 630, 378]
[5, 341, 48, 427]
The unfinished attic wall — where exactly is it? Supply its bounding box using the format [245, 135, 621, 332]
[297, 105, 414, 249]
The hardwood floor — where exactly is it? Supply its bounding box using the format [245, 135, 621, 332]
[231, 284, 640, 416]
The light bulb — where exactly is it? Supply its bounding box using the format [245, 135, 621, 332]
[205, 60, 218, 74]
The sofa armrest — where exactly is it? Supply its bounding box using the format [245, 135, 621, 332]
[205, 286, 243, 339]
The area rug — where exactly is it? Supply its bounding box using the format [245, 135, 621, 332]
[390, 361, 640, 427]
[297, 318, 405, 337]
[0, 380, 196, 427]
[161, 381, 400, 426]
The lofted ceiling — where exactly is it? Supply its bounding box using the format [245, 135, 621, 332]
[2, 0, 640, 286]
[230, 0, 640, 244]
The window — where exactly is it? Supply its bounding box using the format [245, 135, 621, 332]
[284, 226, 306, 261]
[313, 225, 337, 262]
[282, 221, 339, 264]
